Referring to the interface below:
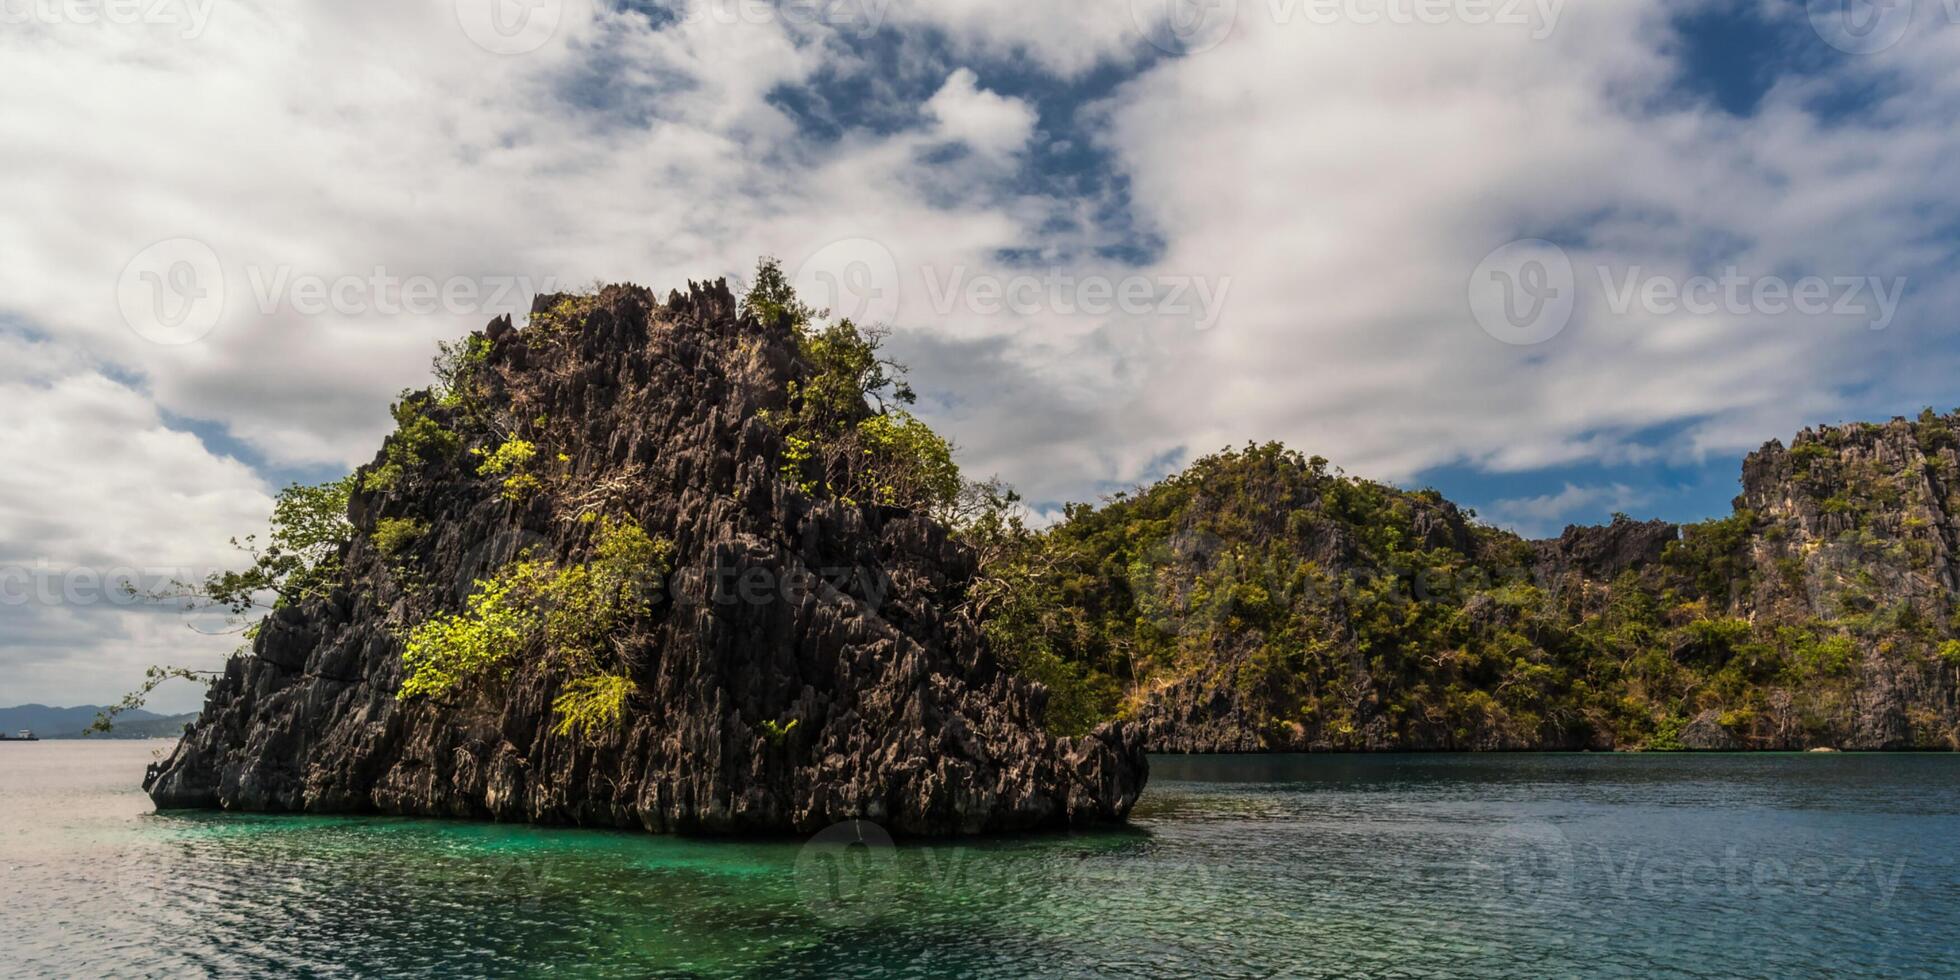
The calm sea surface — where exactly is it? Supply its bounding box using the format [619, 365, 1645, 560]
[3, 740, 1957, 978]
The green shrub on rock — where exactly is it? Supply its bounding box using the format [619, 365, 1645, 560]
[371, 517, 428, 557]
[551, 674, 634, 741]
[364, 394, 460, 494]
[739, 258, 956, 517]
[399, 518, 672, 735]
[475, 436, 541, 502]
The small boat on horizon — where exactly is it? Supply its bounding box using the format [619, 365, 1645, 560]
[0, 730, 40, 741]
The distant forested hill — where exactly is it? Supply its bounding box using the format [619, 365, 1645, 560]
[0, 704, 194, 739]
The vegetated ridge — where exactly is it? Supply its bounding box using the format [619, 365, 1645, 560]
[1007, 420, 1960, 752]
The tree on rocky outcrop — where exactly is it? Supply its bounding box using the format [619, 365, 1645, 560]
[741, 257, 953, 519]
[145, 475, 356, 627]
[95, 476, 358, 733]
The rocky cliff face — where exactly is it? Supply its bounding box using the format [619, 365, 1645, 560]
[1737, 418, 1960, 617]
[1532, 516, 1679, 587]
[1709, 416, 1960, 748]
[146, 282, 1145, 835]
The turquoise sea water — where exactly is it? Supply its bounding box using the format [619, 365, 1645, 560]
[3, 741, 1957, 978]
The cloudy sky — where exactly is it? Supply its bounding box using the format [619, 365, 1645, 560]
[4, 0, 1959, 710]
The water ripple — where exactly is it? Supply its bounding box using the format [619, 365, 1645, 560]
[3, 743, 1957, 977]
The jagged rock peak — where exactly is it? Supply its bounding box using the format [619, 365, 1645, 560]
[145, 282, 1147, 836]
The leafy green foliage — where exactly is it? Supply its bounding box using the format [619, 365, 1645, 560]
[433, 334, 492, 409]
[1643, 715, 1688, 752]
[960, 479, 1122, 736]
[524, 294, 599, 348]
[757, 718, 800, 745]
[794, 318, 916, 423]
[1940, 639, 1960, 667]
[140, 476, 354, 628]
[400, 561, 546, 698]
[740, 258, 955, 516]
[551, 674, 634, 741]
[850, 410, 961, 513]
[740, 256, 818, 330]
[363, 394, 460, 494]
[475, 436, 541, 502]
[779, 434, 818, 495]
[1789, 441, 1835, 477]
[399, 518, 672, 735]
[372, 517, 428, 557]
[1664, 510, 1757, 602]
[1916, 408, 1955, 455]
[538, 518, 673, 675]
[1793, 633, 1858, 677]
